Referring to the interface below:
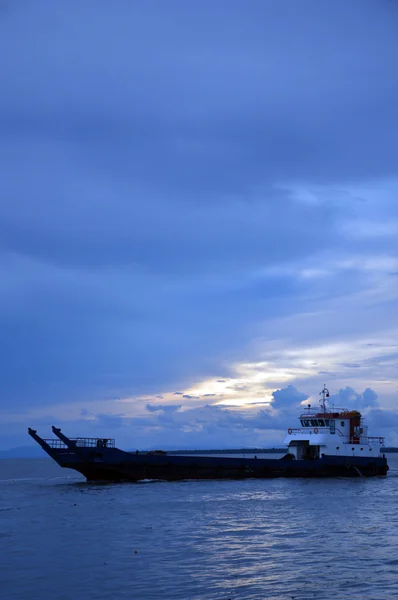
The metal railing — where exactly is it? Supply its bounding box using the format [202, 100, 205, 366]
[43, 439, 69, 449]
[343, 436, 384, 446]
[299, 407, 360, 418]
[287, 429, 384, 445]
[43, 437, 116, 449]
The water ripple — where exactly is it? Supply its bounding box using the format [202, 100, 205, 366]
[1, 457, 398, 599]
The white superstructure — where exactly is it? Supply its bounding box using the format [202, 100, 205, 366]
[283, 386, 384, 460]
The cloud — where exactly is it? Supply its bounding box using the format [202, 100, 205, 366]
[271, 386, 310, 410]
[6, 382, 398, 450]
[366, 409, 398, 431]
[146, 404, 182, 413]
[126, 386, 394, 447]
[328, 387, 379, 410]
[0, 1, 397, 447]
[116, 385, 394, 448]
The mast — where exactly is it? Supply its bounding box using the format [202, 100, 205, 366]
[319, 384, 330, 413]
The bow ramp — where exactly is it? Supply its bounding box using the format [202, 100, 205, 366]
[28, 426, 115, 462]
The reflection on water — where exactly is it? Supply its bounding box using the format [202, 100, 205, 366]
[1, 456, 398, 599]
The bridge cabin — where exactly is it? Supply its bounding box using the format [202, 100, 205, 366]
[284, 386, 384, 460]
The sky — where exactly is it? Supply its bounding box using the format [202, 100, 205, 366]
[0, 0, 397, 451]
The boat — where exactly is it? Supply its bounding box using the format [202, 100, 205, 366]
[28, 386, 388, 481]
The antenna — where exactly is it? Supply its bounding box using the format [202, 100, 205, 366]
[319, 384, 330, 413]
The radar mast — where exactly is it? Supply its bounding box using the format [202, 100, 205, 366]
[319, 384, 330, 413]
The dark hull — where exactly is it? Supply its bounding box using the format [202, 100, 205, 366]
[61, 451, 388, 482]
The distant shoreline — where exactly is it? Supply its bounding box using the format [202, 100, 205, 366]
[167, 448, 287, 455]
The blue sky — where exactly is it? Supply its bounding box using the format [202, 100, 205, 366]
[1, 0, 397, 450]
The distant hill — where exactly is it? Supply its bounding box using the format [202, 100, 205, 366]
[0, 445, 47, 459]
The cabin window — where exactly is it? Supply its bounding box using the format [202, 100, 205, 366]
[310, 419, 317, 427]
[341, 421, 345, 427]
[330, 420, 335, 434]
[300, 420, 305, 427]
[304, 420, 310, 427]
[325, 419, 329, 426]
[318, 419, 325, 427]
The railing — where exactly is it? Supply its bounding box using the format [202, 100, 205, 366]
[287, 429, 384, 445]
[343, 437, 384, 446]
[367, 436, 385, 444]
[43, 437, 116, 449]
[43, 439, 69, 449]
[299, 407, 359, 418]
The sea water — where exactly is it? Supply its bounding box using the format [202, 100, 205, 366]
[1, 455, 398, 600]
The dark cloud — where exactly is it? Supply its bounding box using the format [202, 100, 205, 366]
[146, 404, 182, 413]
[2, 1, 397, 186]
